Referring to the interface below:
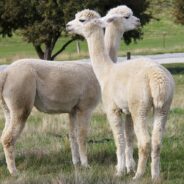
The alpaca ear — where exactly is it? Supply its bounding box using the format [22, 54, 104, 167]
[95, 18, 107, 28]
[101, 15, 122, 24]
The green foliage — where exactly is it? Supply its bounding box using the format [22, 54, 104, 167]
[0, 0, 152, 60]
[0, 0, 16, 37]
[173, 0, 184, 25]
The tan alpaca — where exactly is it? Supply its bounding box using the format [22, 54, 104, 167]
[0, 59, 101, 175]
[66, 9, 174, 181]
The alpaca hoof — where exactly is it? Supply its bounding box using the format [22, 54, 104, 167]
[152, 176, 161, 184]
[73, 159, 81, 166]
[115, 166, 126, 176]
[115, 171, 123, 177]
[10, 170, 19, 177]
[81, 163, 90, 169]
[127, 169, 135, 176]
[74, 160, 81, 165]
[126, 161, 136, 174]
[133, 172, 144, 180]
[74, 162, 81, 169]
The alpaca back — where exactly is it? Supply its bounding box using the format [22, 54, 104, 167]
[5, 59, 101, 113]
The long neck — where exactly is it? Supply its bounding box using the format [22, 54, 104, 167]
[86, 28, 113, 85]
[105, 23, 124, 63]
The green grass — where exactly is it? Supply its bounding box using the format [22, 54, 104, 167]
[0, 64, 183, 183]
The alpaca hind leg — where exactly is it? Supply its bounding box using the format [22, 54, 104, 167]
[69, 111, 80, 166]
[1, 111, 30, 175]
[125, 114, 136, 173]
[151, 108, 168, 181]
[106, 107, 125, 176]
[1, 72, 35, 175]
[76, 110, 92, 167]
[132, 115, 150, 180]
[1, 103, 11, 138]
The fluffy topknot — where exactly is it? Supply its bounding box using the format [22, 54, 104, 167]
[107, 5, 132, 16]
[76, 9, 101, 20]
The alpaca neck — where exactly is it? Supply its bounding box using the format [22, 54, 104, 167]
[105, 23, 124, 63]
[87, 29, 113, 85]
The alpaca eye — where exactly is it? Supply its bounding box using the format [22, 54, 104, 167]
[124, 16, 130, 19]
[79, 19, 85, 22]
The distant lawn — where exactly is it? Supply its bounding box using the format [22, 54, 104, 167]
[0, 12, 184, 64]
[120, 15, 184, 55]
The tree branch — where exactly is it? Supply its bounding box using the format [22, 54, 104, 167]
[51, 37, 77, 60]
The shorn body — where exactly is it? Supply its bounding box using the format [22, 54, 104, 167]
[66, 9, 174, 181]
[0, 59, 101, 175]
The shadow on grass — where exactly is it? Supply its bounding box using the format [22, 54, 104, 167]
[164, 63, 184, 74]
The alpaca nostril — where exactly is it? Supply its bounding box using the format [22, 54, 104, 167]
[66, 23, 72, 31]
[136, 18, 141, 26]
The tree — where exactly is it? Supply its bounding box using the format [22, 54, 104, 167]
[173, 0, 184, 25]
[0, 0, 16, 37]
[1, 0, 152, 60]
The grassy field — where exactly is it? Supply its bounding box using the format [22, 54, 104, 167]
[0, 64, 183, 184]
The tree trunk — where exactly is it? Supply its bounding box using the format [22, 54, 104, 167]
[34, 44, 44, 59]
[44, 46, 52, 60]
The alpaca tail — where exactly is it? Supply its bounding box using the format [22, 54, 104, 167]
[149, 67, 175, 109]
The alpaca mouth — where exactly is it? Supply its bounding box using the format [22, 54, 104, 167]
[134, 23, 141, 29]
[66, 24, 74, 33]
[136, 22, 141, 28]
[66, 27, 73, 33]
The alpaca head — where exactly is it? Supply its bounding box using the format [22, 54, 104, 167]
[66, 9, 104, 38]
[104, 5, 140, 32]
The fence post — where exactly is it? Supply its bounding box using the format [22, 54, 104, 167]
[76, 41, 81, 54]
[127, 52, 131, 60]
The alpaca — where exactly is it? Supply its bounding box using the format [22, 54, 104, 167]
[104, 5, 140, 174]
[66, 9, 174, 181]
[0, 59, 101, 175]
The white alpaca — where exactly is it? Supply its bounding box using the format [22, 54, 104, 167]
[0, 59, 101, 175]
[66, 9, 174, 181]
[104, 5, 140, 174]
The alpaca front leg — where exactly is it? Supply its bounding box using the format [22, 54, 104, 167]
[76, 110, 91, 167]
[106, 108, 126, 176]
[69, 112, 80, 166]
[125, 115, 136, 174]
